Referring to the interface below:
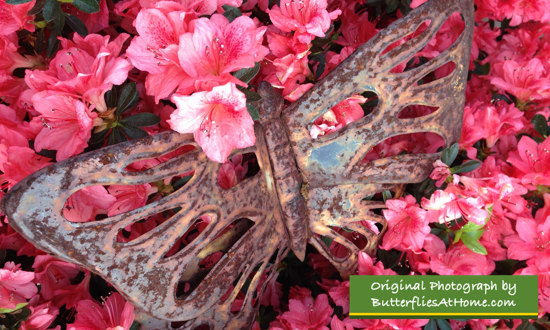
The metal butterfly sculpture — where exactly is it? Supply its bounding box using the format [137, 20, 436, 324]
[1, 0, 473, 328]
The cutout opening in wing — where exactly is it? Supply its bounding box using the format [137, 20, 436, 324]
[124, 145, 196, 171]
[217, 152, 260, 190]
[63, 169, 194, 224]
[309, 92, 379, 139]
[175, 218, 255, 300]
[361, 132, 445, 163]
[387, 12, 464, 74]
[381, 19, 432, 57]
[397, 105, 439, 119]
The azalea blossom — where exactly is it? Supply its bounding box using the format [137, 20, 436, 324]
[25, 33, 132, 112]
[178, 14, 268, 91]
[269, 0, 341, 44]
[381, 195, 430, 252]
[0, 262, 37, 310]
[68, 293, 135, 330]
[32, 92, 96, 161]
[169, 83, 254, 163]
[506, 135, 550, 189]
[422, 189, 489, 225]
[274, 292, 332, 329]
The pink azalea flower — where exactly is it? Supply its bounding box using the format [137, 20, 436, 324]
[268, 0, 341, 44]
[0, 146, 51, 188]
[64, 186, 116, 222]
[178, 14, 268, 91]
[506, 135, 550, 189]
[107, 183, 157, 217]
[330, 316, 354, 330]
[20, 301, 59, 330]
[319, 279, 349, 313]
[32, 255, 80, 302]
[50, 271, 93, 309]
[169, 83, 255, 163]
[25, 33, 131, 112]
[68, 293, 135, 330]
[358, 252, 396, 275]
[32, 92, 96, 161]
[259, 273, 283, 310]
[504, 194, 550, 270]
[381, 318, 429, 329]
[430, 160, 451, 187]
[429, 241, 495, 275]
[489, 58, 550, 105]
[310, 95, 365, 138]
[381, 195, 430, 252]
[277, 293, 332, 330]
[217, 154, 248, 189]
[459, 101, 525, 157]
[0, 262, 37, 310]
[422, 189, 488, 225]
[0, 0, 36, 37]
[126, 7, 195, 102]
[65, 0, 109, 34]
[0, 36, 40, 74]
[335, 6, 378, 49]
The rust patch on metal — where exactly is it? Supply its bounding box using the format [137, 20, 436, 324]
[1, 0, 473, 328]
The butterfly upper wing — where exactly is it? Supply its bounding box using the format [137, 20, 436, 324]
[1, 125, 289, 327]
[281, 0, 474, 275]
[283, 0, 474, 186]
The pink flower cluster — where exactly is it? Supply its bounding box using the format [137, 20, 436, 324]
[1, 0, 550, 328]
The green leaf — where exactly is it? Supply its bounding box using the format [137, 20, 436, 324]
[104, 87, 117, 109]
[172, 175, 193, 191]
[46, 30, 60, 58]
[5, 0, 32, 3]
[492, 93, 512, 104]
[532, 114, 549, 137]
[117, 82, 139, 114]
[461, 221, 485, 232]
[238, 86, 262, 102]
[129, 321, 140, 330]
[246, 103, 259, 121]
[121, 113, 160, 127]
[73, 0, 99, 13]
[436, 319, 452, 330]
[65, 13, 88, 36]
[28, 0, 47, 15]
[222, 4, 241, 22]
[321, 236, 333, 247]
[43, 0, 64, 32]
[0, 303, 28, 314]
[441, 143, 459, 166]
[451, 160, 480, 174]
[461, 230, 487, 255]
[108, 127, 127, 145]
[382, 190, 392, 202]
[121, 125, 149, 139]
[424, 319, 437, 330]
[232, 62, 260, 84]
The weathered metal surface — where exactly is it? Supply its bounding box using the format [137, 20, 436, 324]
[0, 0, 474, 328]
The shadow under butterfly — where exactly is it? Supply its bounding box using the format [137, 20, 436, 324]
[1, 0, 474, 328]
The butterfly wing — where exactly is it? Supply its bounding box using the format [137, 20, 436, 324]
[1, 125, 289, 328]
[282, 0, 474, 275]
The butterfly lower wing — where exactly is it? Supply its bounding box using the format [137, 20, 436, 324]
[1, 126, 288, 326]
[306, 183, 390, 276]
[283, 0, 474, 187]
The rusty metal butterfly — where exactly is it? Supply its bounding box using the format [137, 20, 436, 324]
[1, 0, 473, 328]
